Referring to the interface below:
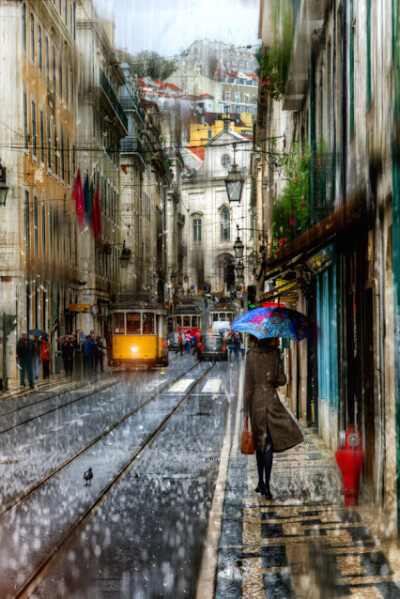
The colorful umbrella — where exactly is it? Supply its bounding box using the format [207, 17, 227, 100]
[230, 306, 316, 341]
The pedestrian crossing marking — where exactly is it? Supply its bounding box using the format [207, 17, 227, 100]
[169, 379, 195, 393]
[202, 378, 222, 393]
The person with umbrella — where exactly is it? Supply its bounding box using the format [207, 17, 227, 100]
[233, 306, 313, 500]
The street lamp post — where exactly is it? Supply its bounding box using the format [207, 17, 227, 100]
[119, 240, 131, 269]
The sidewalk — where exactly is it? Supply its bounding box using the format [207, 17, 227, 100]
[215, 402, 400, 599]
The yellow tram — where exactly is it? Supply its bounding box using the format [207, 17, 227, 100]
[110, 302, 169, 367]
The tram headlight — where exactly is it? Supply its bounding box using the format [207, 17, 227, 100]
[131, 346, 138, 353]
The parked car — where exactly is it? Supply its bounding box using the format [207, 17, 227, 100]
[197, 333, 227, 361]
[168, 332, 181, 351]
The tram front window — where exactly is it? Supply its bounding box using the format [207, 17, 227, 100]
[176, 316, 182, 327]
[183, 316, 191, 328]
[142, 312, 154, 334]
[114, 313, 125, 334]
[191, 316, 198, 327]
[213, 314, 218, 322]
[127, 313, 141, 334]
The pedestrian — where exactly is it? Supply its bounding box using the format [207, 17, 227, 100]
[226, 332, 235, 361]
[191, 330, 201, 355]
[204, 297, 208, 309]
[83, 333, 95, 375]
[185, 331, 192, 353]
[233, 331, 242, 359]
[32, 335, 41, 379]
[16, 330, 35, 389]
[244, 335, 303, 500]
[94, 336, 105, 373]
[178, 331, 184, 356]
[41, 334, 52, 380]
[61, 337, 74, 376]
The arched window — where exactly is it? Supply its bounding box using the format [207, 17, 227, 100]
[193, 217, 201, 242]
[220, 207, 230, 241]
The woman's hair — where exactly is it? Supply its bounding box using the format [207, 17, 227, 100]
[252, 336, 276, 349]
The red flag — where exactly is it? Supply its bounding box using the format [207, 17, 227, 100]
[93, 185, 102, 238]
[71, 169, 85, 231]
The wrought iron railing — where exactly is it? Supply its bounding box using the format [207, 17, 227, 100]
[120, 95, 146, 123]
[99, 70, 128, 130]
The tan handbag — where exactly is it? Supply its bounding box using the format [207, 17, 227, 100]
[241, 414, 255, 454]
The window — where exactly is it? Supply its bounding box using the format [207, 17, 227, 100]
[224, 104, 231, 114]
[23, 91, 28, 150]
[71, 70, 74, 110]
[54, 124, 58, 176]
[65, 0, 68, 23]
[66, 137, 70, 184]
[127, 313, 141, 334]
[225, 90, 231, 101]
[23, 3, 27, 51]
[208, 129, 212, 139]
[59, 50, 62, 97]
[41, 195, 46, 257]
[45, 36, 49, 83]
[47, 114, 51, 170]
[59, 0, 62, 15]
[73, 2, 76, 39]
[142, 313, 154, 334]
[193, 218, 201, 242]
[33, 193, 39, 255]
[244, 93, 249, 104]
[61, 129, 64, 181]
[52, 44, 56, 90]
[70, 4, 73, 34]
[25, 190, 30, 260]
[234, 91, 240, 103]
[221, 154, 231, 169]
[39, 109, 44, 163]
[113, 312, 125, 334]
[250, 214, 256, 239]
[38, 25, 42, 73]
[220, 208, 230, 240]
[31, 99, 37, 158]
[30, 13, 35, 63]
[65, 61, 69, 106]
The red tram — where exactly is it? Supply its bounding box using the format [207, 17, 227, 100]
[171, 303, 202, 336]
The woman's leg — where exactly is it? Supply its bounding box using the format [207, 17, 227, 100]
[255, 449, 264, 492]
[263, 429, 273, 497]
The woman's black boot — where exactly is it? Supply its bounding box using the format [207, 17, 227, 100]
[255, 450, 264, 493]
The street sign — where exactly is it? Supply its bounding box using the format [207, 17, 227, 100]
[68, 303, 90, 313]
[77, 331, 84, 345]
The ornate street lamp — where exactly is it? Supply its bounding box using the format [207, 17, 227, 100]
[0, 161, 9, 207]
[233, 226, 244, 260]
[119, 240, 131, 269]
[235, 261, 244, 279]
[224, 144, 245, 203]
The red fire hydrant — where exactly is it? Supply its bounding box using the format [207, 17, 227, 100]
[335, 428, 365, 506]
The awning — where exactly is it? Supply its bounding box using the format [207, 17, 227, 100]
[261, 189, 364, 278]
[260, 279, 300, 304]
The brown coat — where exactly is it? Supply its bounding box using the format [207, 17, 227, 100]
[244, 346, 303, 453]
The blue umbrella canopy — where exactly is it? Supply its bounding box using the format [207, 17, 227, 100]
[230, 306, 316, 341]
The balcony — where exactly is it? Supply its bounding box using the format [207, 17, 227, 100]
[99, 70, 128, 131]
[120, 95, 146, 125]
[120, 137, 147, 167]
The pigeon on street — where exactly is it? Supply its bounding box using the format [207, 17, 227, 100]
[84, 467, 93, 485]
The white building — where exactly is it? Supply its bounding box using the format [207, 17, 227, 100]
[182, 122, 256, 297]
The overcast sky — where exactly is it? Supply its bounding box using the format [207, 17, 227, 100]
[93, 0, 260, 57]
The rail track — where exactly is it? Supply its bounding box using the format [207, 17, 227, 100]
[1, 362, 215, 598]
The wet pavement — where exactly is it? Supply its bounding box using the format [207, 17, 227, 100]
[215, 395, 400, 599]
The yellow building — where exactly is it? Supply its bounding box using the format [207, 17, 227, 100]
[0, 0, 80, 380]
[188, 112, 253, 148]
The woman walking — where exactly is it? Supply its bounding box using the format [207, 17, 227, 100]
[41, 334, 52, 380]
[244, 336, 303, 500]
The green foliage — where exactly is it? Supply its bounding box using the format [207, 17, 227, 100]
[259, 0, 293, 101]
[271, 143, 311, 250]
[130, 50, 175, 81]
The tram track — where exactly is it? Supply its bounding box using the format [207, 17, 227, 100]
[12, 362, 215, 599]
[0, 361, 203, 519]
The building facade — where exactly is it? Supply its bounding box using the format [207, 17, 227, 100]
[256, 0, 397, 518]
[0, 0, 79, 382]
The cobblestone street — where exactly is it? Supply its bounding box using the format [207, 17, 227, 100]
[216, 404, 400, 599]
